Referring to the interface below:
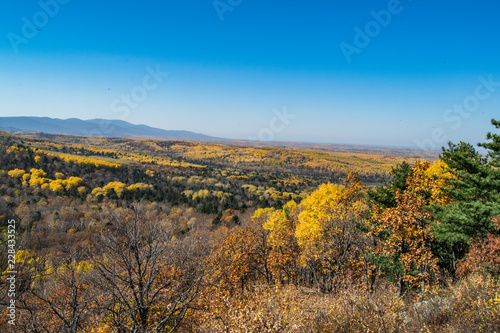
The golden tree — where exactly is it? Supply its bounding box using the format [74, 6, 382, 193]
[260, 201, 302, 286]
[295, 172, 369, 292]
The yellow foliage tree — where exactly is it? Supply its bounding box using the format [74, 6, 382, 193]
[49, 179, 66, 193]
[22, 173, 31, 184]
[7, 168, 25, 179]
[295, 172, 368, 291]
[30, 168, 47, 178]
[410, 160, 454, 205]
[260, 202, 302, 285]
[66, 176, 84, 190]
[77, 186, 87, 196]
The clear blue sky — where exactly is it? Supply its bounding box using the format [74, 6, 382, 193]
[1, 0, 499, 148]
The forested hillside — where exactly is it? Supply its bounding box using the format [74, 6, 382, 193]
[0, 121, 499, 332]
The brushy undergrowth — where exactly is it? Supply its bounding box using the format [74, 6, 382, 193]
[192, 274, 500, 332]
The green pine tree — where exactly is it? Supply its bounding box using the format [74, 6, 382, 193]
[431, 119, 500, 276]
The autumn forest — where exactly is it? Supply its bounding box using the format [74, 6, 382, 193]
[1, 120, 500, 332]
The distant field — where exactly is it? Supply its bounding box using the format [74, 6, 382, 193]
[19, 132, 439, 186]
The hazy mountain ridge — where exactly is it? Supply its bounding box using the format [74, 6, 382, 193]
[0, 116, 216, 140]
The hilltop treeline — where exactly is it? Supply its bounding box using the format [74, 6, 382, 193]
[0, 121, 499, 332]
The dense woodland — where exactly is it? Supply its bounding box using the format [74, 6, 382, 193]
[0, 120, 499, 332]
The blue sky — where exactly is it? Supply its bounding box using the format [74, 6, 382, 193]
[1, 0, 499, 148]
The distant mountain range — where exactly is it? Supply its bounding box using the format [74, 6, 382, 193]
[0, 117, 216, 140]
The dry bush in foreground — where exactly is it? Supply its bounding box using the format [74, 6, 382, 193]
[192, 274, 500, 333]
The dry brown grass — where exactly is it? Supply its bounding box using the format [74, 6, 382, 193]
[190, 274, 500, 332]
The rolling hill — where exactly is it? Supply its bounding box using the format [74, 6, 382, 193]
[0, 116, 216, 140]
